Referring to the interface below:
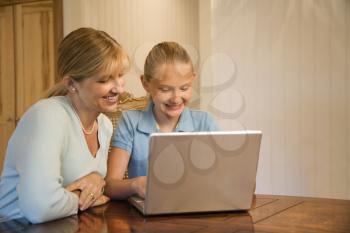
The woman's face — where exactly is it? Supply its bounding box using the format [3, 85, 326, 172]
[74, 69, 125, 114]
[143, 62, 195, 121]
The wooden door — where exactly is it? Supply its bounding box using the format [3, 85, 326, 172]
[0, 5, 15, 171]
[14, 0, 55, 119]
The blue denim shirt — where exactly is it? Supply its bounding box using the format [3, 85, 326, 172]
[111, 102, 219, 178]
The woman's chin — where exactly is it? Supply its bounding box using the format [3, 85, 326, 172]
[100, 103, 118, 113]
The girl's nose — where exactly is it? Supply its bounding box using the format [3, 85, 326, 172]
[170, 89, 181, 103]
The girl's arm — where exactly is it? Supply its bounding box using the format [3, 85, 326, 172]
[105, 147, 146, 199]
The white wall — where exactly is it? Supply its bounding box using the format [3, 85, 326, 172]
[63, 0, 199, 97]
[199, 0, 350, 199]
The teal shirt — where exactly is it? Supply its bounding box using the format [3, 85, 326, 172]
[111, 102, 219, 178]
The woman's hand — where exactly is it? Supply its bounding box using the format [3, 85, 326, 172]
[66, 172, 106, 210]
[131, 176, 147, 198]
[71, 190, 110, 209]
[90, 194, 110, 207]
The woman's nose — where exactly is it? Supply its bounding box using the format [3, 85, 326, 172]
[114, 77, 125, 94]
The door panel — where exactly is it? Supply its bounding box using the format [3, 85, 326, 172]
[15, 1, 55, 119]
[0, 5, 15, 172]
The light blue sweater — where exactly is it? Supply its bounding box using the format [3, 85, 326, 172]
[0, 96, 112, 223]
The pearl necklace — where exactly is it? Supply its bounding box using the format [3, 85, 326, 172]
[66, 96, 97, 135]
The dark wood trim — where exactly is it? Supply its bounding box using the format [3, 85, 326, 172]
[0, 0, 48, 6]
[0, 0, 11, 6]
[53, 0, 63, 82]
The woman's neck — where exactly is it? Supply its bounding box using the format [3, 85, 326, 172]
[66, 94, 99, 130]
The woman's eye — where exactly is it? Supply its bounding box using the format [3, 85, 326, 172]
[181, 86, 190, 91]
[98, 79, 109, 83]
[159, 88, 170, 92]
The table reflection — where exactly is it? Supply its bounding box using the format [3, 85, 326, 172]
[0, 201, 255, 233]
[0, 215, 78, 233]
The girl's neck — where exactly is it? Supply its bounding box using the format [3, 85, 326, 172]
[153, 111, 180, 133]
[156, 121, 178, 132]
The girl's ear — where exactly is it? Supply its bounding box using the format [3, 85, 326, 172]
[140, 75, 150, 92]
[192, 72, 197, 81]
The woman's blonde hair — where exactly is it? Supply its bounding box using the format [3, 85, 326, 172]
[143, 41, 192, 81]
[45, 27, 130, 97]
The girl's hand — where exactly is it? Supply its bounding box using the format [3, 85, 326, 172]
[66, 172, 106, 211]
[131, 176, 147, 198]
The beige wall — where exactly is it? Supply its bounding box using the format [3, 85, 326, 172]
[63, 0, 199, 97]
[63, 0, 350, 199]
[199, 0, 350, 199]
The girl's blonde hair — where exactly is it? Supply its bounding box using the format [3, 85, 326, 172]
[45, 27, 130, 97]
[143, 41, 193, 81]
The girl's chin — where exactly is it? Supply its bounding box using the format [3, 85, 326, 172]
[163, 107, 184, 118]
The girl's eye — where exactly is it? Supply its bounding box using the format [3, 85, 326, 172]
[159, 87, 170, 92]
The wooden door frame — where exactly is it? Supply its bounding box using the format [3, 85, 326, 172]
[0, 0, 63, 82]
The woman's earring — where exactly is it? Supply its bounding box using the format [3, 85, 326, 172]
[71, 87, 76, 92]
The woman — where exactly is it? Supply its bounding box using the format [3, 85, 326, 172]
[0, 27, 129, 223]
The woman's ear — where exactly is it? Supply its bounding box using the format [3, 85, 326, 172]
[62, 76, 77, 93]
[140, 75, 150, 92]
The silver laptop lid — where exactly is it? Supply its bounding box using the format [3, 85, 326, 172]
[144, 131, 262, 215]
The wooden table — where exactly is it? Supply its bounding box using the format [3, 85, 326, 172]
[1, 194, 350, 233]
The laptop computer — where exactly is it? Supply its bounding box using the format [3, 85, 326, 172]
[128, 130, 262, 216]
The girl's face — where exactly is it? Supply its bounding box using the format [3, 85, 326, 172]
[73, 69, 125, 114]
[143, 62, 195, 121]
